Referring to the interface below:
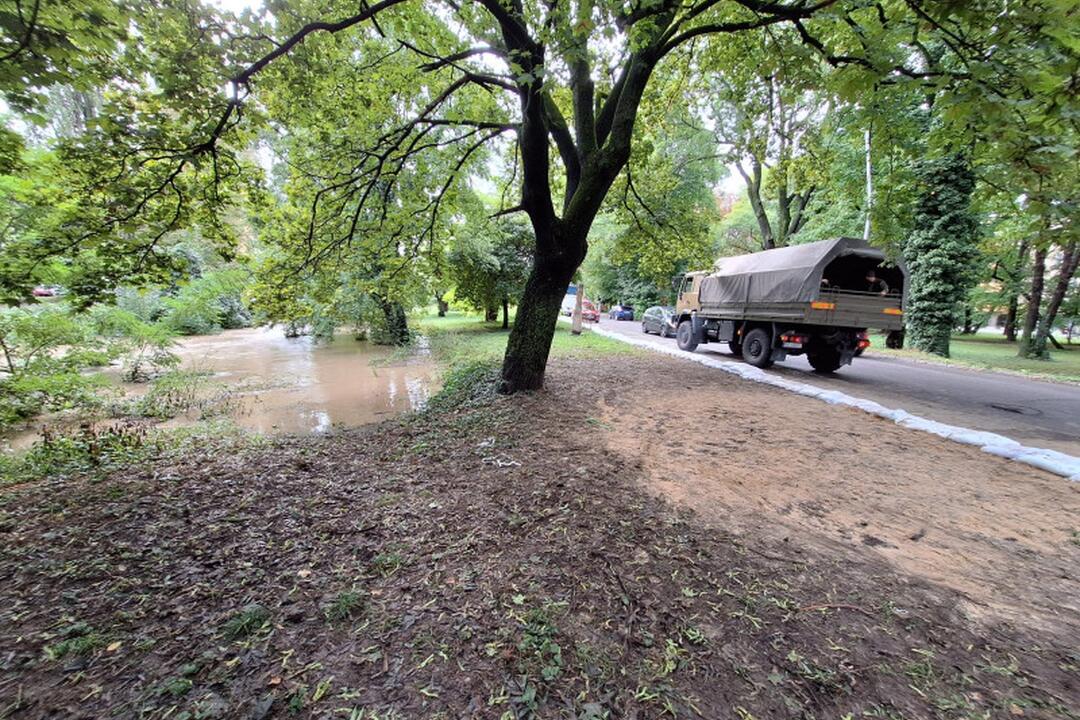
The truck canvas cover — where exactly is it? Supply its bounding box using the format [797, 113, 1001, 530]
[699, 237, 898, 305]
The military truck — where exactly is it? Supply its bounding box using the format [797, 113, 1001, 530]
[673, 237, 906, 373]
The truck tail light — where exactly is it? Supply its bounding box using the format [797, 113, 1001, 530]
[780, 333, 809, 344]
[857, 339, 871, 349]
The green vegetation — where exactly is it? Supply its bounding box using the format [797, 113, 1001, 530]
[0, 0, 1073, 390]
[0, 419, 255, 487]
[870, 334, 1080, 383]
[419, 311, 638, 369]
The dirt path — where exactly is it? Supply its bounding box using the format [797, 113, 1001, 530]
[597, 354, 1080, 636]
[1, 356, 1077, 719]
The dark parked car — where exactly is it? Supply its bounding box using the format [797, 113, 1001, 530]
[608, 304, 634, 321]
[641, 306, 677, 337]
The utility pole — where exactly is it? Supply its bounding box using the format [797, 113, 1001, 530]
[863, 125, 873, 241]
[571, 283, 584, 336]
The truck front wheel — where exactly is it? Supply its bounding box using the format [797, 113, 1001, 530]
[742, 328, 774, 368]
[808, 348, 842, 373]
[676, 320, 699, 352]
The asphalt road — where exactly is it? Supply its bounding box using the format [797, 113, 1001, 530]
[593, 316, 1080, 456]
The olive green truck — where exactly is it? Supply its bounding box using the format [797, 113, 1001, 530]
[674, 237, 907, 373]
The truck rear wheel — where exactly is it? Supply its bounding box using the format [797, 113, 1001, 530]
[676, 320, 699, 352]
[808, 348, 842, 373]
[742, 328, 774, 368]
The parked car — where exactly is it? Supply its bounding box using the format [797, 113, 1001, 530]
[580, 300, 600, 323]
[608, 304, 634, 321]
[641, 306, 677, 337]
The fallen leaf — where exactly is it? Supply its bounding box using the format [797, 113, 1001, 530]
[297, 569, 312, 578]
[106, 641, 122, 652]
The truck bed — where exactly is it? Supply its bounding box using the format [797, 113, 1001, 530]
[697, 288, 904, 331]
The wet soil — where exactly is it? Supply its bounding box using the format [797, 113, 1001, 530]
[0, 356, 1076, 719]
[598, 356, 1080, 637]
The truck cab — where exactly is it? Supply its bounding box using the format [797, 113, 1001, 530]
[675, 271, 707, 316]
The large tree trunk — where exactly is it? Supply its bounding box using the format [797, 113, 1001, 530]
[502, 297, 510, 330]
[1018, 246, 1047, 357]
[376, 298, 410, 346]
[1031, 242, 1079, 357]
[499, 250, 579, 393]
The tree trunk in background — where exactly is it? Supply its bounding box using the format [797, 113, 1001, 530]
[1031, 242, 1078, 358]
[1002, 238, 1029, 342]
[1018, 246, 1047, 357]
[377, 298, 410, 346]
[502, 298, 510, 330]
[435, 293, 448, 317]
[484, 305, 498, 322]
[1003, 295, 1020, 342]
[962, 305, 975, 335]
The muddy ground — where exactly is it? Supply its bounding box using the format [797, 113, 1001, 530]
[0, 355, 1077, 719]
[598, 356, 1080, 638]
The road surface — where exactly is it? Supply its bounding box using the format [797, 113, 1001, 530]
[593, 316, 1080, 456]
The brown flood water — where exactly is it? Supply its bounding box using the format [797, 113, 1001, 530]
[4, 327, 437, 450]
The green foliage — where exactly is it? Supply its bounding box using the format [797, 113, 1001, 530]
[0, 422, 149, 485]
[0, 418, 253, 486]
[903, 156, 981, 357]
[163, 267, 251, 335]
[0, 306, 114, 425]
[41, 622, 104, 661]
[448, 217, 532, 318]
[89, 305, 178, 381]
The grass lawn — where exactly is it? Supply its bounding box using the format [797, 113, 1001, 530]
[416, 309, 639, 367]
[868, 332, 1080, 383]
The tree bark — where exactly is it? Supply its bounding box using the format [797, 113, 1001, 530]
[435, 293, 448, 317]
[1031, 242, 1078, 357]
[1002, 238, 1029, 342]
[499, 251, 579, 393]
[1003, 295, 1020, 342]
[1018, 246, 1047, 357]
[737, 159, 775, 249]
[502, 297, 510, 330]
[377, 298, 410, 346]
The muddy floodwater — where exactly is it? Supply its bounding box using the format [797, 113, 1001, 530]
[175, 327, 437, 433]
[4, 327, 438, 449]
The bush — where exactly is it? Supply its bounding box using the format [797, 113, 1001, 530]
[164, 268, 251, 335]
[89, 306, 178, 382]
[426, 359, 501, 413]
[0, 307, 116, 427]
[115, 287, 169, 323]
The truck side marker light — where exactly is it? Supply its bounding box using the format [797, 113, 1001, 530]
[883, 308, 903, 315]
[810, 301, 835, 310]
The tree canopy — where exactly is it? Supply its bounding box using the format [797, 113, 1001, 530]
[0, 0, 1077, 379]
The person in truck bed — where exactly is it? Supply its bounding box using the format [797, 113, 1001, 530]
[865, 270, 889, 295]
